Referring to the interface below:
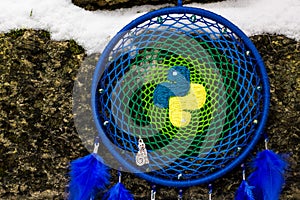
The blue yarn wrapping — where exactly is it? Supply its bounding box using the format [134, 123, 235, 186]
[248, 150, 287, 200]
[235, 180, 255, 200]
[69, 153, 110, 200]
[104, 182, 134, 200]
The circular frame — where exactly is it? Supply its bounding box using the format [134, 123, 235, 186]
[91, 6, 270, 187]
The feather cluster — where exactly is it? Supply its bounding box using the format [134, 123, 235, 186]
[248, 150, 287, 200]
[69, 153, 110, 200]
[104, 182, 134, 200]
[235, 180, 255, 200]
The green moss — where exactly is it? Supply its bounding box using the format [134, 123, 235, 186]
[0, 29, 86, 197]
[8, 29, 26, 39]
[68, 39, 85, 55]
[40, 30, 51, 40]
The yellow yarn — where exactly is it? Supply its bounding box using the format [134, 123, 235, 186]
[169, 83, 206, 127]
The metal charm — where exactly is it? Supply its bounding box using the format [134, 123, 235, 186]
[136, 137, 149, 166]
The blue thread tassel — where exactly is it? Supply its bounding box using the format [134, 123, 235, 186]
[235, 180, 255, 200]
[104, 172, 133, 200]
[235, 164, 255, 200]
[248, 149, 287, 200]
[68, 142, 110, 200]
[105, 182, 133, 200]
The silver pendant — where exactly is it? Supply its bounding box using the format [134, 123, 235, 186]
[136, 137, 149, 166]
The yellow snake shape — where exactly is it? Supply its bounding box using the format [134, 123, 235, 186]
[169, 83, 206, 127]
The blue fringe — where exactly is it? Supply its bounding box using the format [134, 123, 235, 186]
[235, 180, 255, 200]
[69, 153, 110, 200]
[248, 150, 287, 200]
[105, 182, 134, 200]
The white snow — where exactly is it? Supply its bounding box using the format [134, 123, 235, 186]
[0, 0, 299, 54]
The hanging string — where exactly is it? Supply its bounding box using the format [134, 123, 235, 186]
[208, 184, 212, 200]
[264, 135, 269, 150]
[118, 170, 122, 183]
[178, 174, 183, 200]
[151, 184, 156, 200]
[241, 164, 246, 181]
[93, 137, 100, 153]
[178, 0, 183, 7]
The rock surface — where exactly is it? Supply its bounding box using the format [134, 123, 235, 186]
[0, 29, 299, 199]
[72, 0, 225, 10]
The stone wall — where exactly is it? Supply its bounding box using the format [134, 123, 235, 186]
[72, 0, 225, 10]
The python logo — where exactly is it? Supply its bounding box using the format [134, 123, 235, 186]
[153, 66, 207, 127]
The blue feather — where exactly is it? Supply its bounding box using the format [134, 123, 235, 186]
[235, 180, 255, 200]
[69, 153, 110, 200]
[105, 182, 134, 200]
[248, 150, 287, 200]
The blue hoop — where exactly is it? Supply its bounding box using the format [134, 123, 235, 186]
[91, 6, 270, 187]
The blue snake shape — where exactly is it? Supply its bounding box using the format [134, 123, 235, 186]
[153, 66, 191, 108]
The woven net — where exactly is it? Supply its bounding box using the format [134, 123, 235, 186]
[93, 8, 269, 186]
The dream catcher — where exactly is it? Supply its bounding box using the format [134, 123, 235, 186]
[68, 1, 287, 199]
